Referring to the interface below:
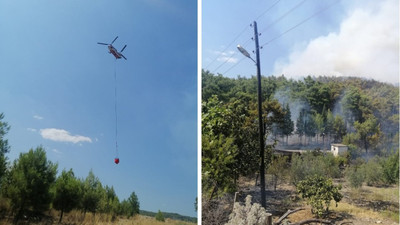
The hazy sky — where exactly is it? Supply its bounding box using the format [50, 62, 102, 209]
[0, 0, 197, 217]
[202, 0, 399, 84]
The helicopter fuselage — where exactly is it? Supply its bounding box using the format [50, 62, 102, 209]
[108, 45, 123, 59]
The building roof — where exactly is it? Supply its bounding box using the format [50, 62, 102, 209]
[331, 144, 348, 147]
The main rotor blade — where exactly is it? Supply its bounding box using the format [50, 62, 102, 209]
[121, 54, 127, 60]
[111, 36, 118, 44]
[120, 45, 127, 52]
[97, 42, 109, 45]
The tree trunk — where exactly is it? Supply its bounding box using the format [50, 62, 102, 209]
[255, 173, 259, 186]
[59, 209, 64, 223]
[14, 199, 25, 225]
[209, 185, 218, 201]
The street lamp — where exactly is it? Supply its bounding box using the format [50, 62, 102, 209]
[237, 21, 266, 208]
[237, 45, 256, 64]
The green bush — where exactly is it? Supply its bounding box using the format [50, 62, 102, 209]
[381, 150, 399, 185]
[362, 157, 384, 186]
[297, 175, 342, 218]
[290, 152, 341, 185]
[346, 153, 399, 188]
[345, 166, 364, 188]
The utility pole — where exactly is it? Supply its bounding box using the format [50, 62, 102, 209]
[237, 21, 266, 208]
[253, 21, 266, 208]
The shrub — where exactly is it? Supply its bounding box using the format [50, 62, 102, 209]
[267, 155, 289, 191]
[362, 157, 384, 186]
[297, 175, 342, 218]
[290, 152, 341, 185]
[381, 150, 399, 184]
[226, 195, 270, 225]
[345, 166, 364, 188]
[202, 195, 231, 225]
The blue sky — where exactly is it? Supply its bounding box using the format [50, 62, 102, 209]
[0, 0, 197, 217]
[202, 0, 399, 84]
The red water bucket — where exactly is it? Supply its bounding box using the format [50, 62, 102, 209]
[114, 158, 120, 164]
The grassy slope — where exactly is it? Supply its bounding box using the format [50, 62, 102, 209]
[0, 211, 197, 225]
[140, 210, 197, 223]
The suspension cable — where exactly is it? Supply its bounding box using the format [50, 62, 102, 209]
[114, 60, 119, 157]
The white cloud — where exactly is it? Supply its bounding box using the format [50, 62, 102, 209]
[214, 50, 239, 64]
[40, 128, 92, 144]
[52, 149, 62, 154]
[274, 0, 399, 84]
[33, 115, 44, 120]
[27, 128, 37, 132]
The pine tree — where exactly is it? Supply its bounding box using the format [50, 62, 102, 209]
[280, 103, 294, 145]
[296, 109, 306, 144]
[3, 147, 57, 223]
[53, 169, 81, 223]
[127, 191, 140, 216]
[0, 113, 10, 183]
[155, 210, 165, 222]
[81, 170, 103, 217]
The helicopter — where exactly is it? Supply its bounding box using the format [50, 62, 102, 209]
[98, 36, 127, 60]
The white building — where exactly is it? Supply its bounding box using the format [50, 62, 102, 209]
[331, 144, 348, 156]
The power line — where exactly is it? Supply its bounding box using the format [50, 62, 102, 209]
[205, 0, 282, 72]
[212, 0, 308, 75]
[211, 38, 253, 74]
[259, 0, 308, 34]
[255, 0, 283, 21]
[211, 51, 237, 74]
[260, 0, 340, 48]
[221, 57, 247, 75]
[205, 26, 250, 70]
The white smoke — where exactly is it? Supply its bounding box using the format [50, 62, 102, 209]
[274, 0, 399, 84]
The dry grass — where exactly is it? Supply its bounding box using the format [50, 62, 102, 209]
[119, 216, 195, 225]
[330, 200, 399, 223]
[356, 185, 399, 202]
[344, 184, 399, 222]
[61, 213, 196, 225]
[0, 210, 196, 225]
[330, 201, 382, 219]
[272, 184, 399, 224]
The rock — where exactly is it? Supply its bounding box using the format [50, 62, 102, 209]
[376, 221, 382, 224]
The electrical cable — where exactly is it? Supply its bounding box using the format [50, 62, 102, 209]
[260, 0, 340, 48]
[221, 57, 248, 75]
[259, 0, 308, 34]
[211, 37, 254, 74]
[206, 0, 282, 72]
[254, 0, 283, 21]
[205, 26, 250, 70]
[212, 0, 339, 77]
